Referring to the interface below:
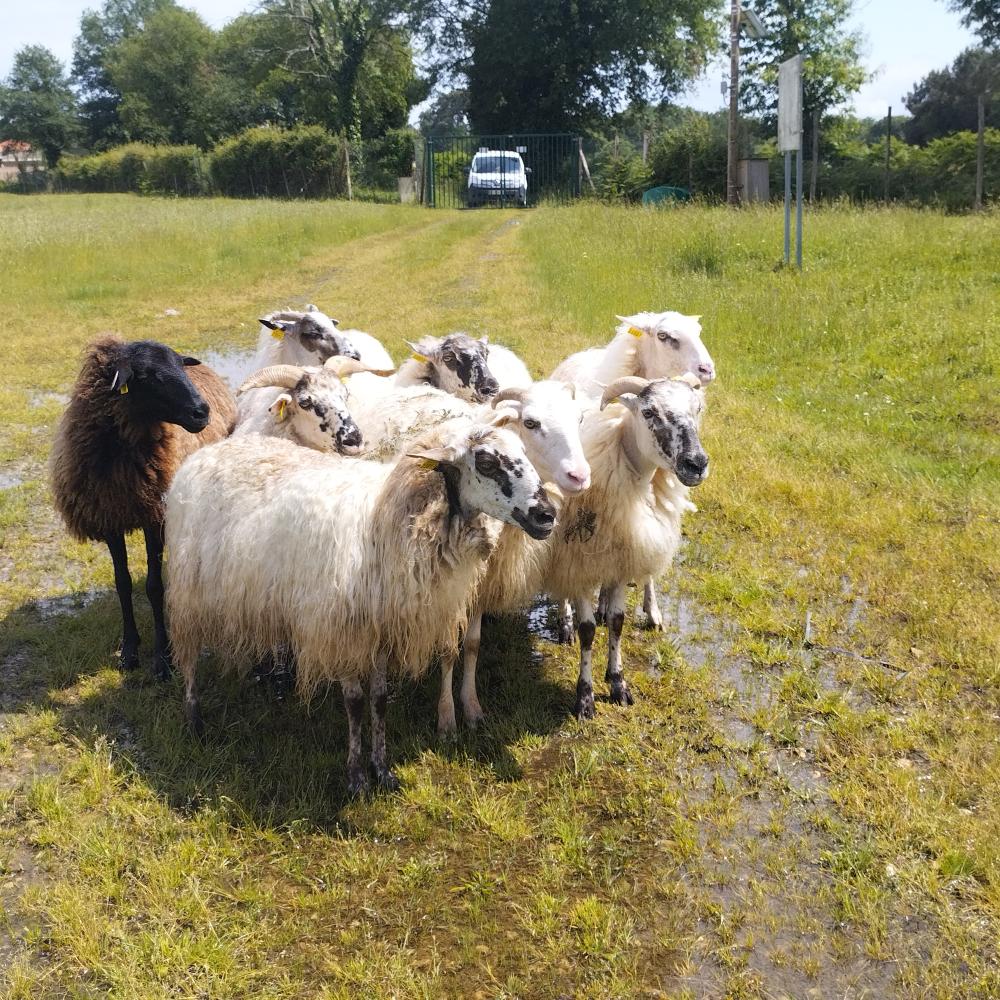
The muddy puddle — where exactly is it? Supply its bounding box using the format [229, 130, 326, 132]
[0, 471, 24, 491]
[200, 347, 258, 391]
[32, 589, 102, 621]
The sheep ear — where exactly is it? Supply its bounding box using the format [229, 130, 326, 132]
[600, 392, 639, 412]
[405, 340, 431, 363]
[489, 407, 518, 428]
[268, 393, 293, 422]
[405, 446, 454, 469]
[110, 361, 133, 394]
[180, 356, 201, 367]
[479, 334, 489, 345]
[306, 304, 318, 312]
[259, 318, 280, 330]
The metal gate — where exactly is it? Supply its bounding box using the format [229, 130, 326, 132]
[422, 133, 581, 208]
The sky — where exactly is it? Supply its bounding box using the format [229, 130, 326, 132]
[0, 0, 980, 121]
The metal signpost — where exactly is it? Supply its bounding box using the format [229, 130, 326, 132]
[778, 55, 803, 268]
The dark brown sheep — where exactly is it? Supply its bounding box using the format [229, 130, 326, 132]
[50, 335, 236, 679]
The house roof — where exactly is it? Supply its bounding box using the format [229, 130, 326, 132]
[0, 140, 38, 155]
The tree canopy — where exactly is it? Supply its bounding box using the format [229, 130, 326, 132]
[0, 46, 79, 166]
[904, 47, 999, 145]
[413, 0, 720, 132]
[944, 0, 1000, 48]
[739, 0, 867, 128]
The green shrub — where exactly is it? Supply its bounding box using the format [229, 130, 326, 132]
[55, 144, 206, 195]
[210, 126, 348, 199]
[358, 127, 418, 190]
[649, 114, 728, 200]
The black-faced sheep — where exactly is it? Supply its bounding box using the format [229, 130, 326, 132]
[164, 419, 556, 795]
[50, 336, 236, 679]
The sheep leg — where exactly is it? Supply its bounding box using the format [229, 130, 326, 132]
[642, 577, 664, 631]
[459, 611, 485, 728]
[106, 533, 140, 671]
[595, 585, 609, 626]
[143, 527, 172, 681]
[342, 678, 369, 797]
[557, 599, 575, 644]
[437, 653, 458, 738]
[604, 583, 634, 707]
[369, 656, 400, 792]
[574, 597, 597, 721]
[182, 662, 204, 740]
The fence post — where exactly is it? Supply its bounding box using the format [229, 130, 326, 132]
[343, 136, 353, 201]
[975, 92, 985, 212]
[884, 106, 891, 202]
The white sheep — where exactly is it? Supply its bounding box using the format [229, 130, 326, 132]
[165, 420, 556, 795]
[233, 357, 392, 455]
[552, 311, 715, 635]
[256, 305, 395, 371]
[434, 381, 592, 734]
[394, 333, 499, 402]
[539, 374, 709, 720]
[486, 343, 533, 389]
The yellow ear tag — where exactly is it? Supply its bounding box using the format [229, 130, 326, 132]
[271, 328, 285, 340]
[120, 383, 129, 395]
[277, 399, 287, 420]
[627, 325, 644, 339]
[411, 352, 429, 363]
[418, 458, 438, 469]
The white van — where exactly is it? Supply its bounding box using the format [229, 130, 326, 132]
[467, 150, 529, 207]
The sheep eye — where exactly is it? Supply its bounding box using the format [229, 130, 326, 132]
[641, 408, 654, 419]
[523, 418, 540, 430]
[657, 332, 678, 346]
[475, 452, 499, 473]
[442, 351, 455, 363]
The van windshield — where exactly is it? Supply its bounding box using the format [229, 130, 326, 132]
[472, 154, 521, 172]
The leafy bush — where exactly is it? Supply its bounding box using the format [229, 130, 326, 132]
[210, 126, 348, 199]
[596, 152, 653, 202]
[357, 128, 418, 190]
[649, 114, 728, 200]
[56, 144, 206, 195]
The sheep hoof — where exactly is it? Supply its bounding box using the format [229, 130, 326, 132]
[593, 609, 606, 627]
[609, 676, 634, 707]
[557, 622, 575, 644]
[575, 680, 595, 721]
[346, 766, 370, 798]
[186, 703, 205, 741]
[437, 720, 458, 742]
[118, 638, 140, 671]
[151, 652, 172, 682]
[644, 613, 664, 632]
[372, 765, 401, 793]
[463, 702, 485, 729]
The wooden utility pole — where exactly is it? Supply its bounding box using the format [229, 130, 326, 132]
[884, 106, 891, 202]
[975, 92, 985, 211]
[727, 0, 741, 205]
[642, 130, 650, 163]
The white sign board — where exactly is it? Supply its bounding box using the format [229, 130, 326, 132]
[778, 55, 803, 152]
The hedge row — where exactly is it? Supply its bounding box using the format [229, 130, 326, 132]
[54, 126, 418, 199]
[641, 120, 998, 211]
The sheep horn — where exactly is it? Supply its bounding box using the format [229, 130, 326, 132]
[237, 365, 305, 394]
[490, 387, 529, 408]
[600, 376, 650, 410]
[671, 372, 702, 389]
[323, 357, 395, 378]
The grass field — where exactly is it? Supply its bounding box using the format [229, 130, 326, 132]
[1, 193, 998, 999]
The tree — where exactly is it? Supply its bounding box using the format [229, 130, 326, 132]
[412, 0, 720, 132]
[417, 88, 470, 136]
[943, 0, 1000, 48]
[72, 0, 176, 148]
[904, 47, 999, 145]
[109, 6, 248, 147]
[739, 0, 867, 198]
[258, 0, 423, 140]
[0, 46, 79, 167]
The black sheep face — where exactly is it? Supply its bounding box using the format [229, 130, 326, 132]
[109, 340, 210, 433]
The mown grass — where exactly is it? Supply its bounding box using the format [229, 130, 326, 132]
[0, 194, 998, 998]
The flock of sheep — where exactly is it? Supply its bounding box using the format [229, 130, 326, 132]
[50, 306, 716, 794]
